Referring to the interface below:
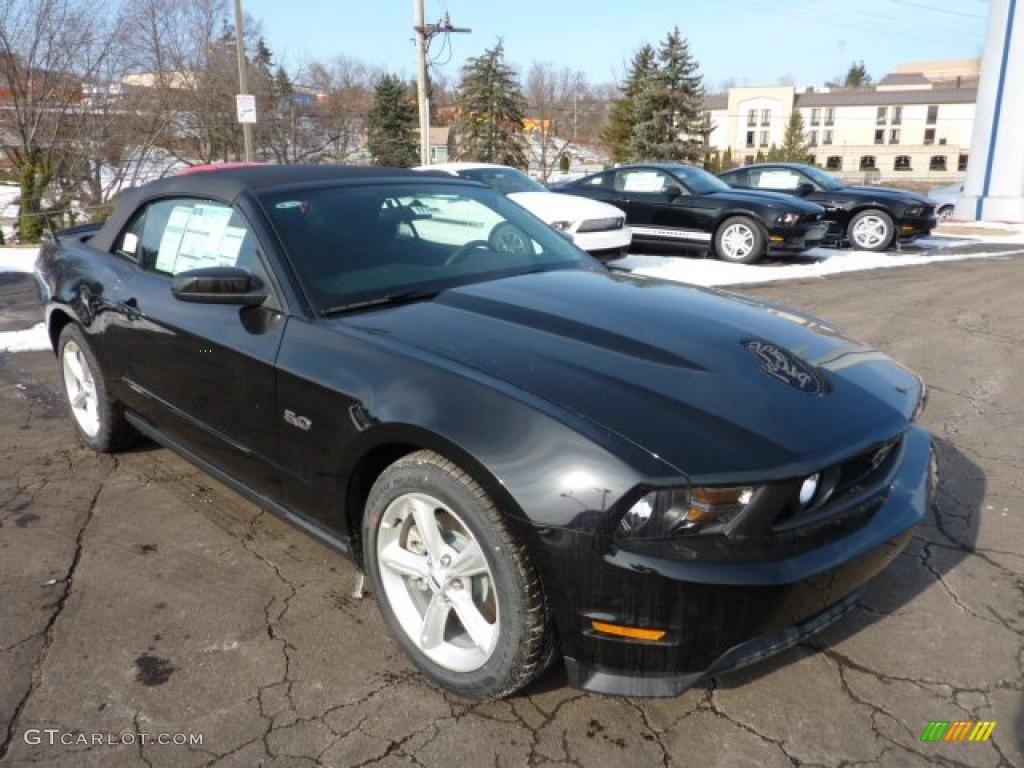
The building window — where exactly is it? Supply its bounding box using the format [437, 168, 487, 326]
[860, 155, 877, 170]
[826, 155, 842, 170]
[810, 108, 821, 126]
[894, 155, 912, 171]
[876, 106, 887, 125]
[747, 109, 757, 127]
[824, 108, 835, 126]
[807, 154, 816, 166]
[889, 128, 900, 144]
[927, 105, 938, 125]
[924, 128, 936, 145]
[759, 130, 769, 147]
[822, 129, 833, 145]
[891, 106, 902, 125]
[874, 129, 885, 144]
[746, 131, 755, 147]
[930, 155, 948, 171]
[761, 108, 771, 126]
[958, 153, 969, 172]
[807, 131, 818, 146]
[744, 155, 755, 166]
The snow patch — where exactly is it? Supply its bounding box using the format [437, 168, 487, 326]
[612, 247, 1019, 288]
[0, 247, 39, 273]
[0, 322, 50, 353]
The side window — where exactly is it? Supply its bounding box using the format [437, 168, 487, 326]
[583, 173, 610, 189]
[724, 170, 749, 187]
[118, 198, 258, 277]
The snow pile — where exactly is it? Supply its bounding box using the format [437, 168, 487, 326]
[0, 247, 39, 273]
[0, 322, 50, 353]
[612, 246, 1020, 288]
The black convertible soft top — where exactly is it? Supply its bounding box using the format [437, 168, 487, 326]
[90, 164, 446, 252]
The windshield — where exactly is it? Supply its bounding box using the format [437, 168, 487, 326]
[800, 165, 844, 191]
[670, 165, 731, 195]
[456, 167, 548, 195]
[261, 182, 593, 312]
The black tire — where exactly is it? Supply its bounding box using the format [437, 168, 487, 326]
[57, 324, 137, 452]
[847, 209, 896, 252]
[714, 216, 765, 264]
[363, 450, 550, 700]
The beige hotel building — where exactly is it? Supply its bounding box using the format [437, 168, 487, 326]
[704, 60, 978, 183]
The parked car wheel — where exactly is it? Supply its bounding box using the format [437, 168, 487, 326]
[714, 216, 764, 264]
[937, 205, 955, 221]
[848, 209, 895, 251]
[363, 450, 550, 700]
[58, 324, 136, 452]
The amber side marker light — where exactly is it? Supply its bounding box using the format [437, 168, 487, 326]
[591, 621, 667, 641]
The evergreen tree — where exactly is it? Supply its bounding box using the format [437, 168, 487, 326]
[721, 146, 734, 170]
[755, 149, 766, 163]
[628, 27, 705, 163]
[367, 74, 419, 167]
[844, 61, 871, 88]
[456, 42, 528, 167]
[602, 44, 657, 163]
[779, 110, 811, 162]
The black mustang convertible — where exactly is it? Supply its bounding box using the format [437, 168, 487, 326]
[35, 165, 934, 699]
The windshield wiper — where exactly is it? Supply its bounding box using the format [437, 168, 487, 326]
[321, 289, 441, 316]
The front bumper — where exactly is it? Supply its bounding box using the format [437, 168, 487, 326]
[532, 425, 934, 697]
[573, 226, 633, 254]
[895, 214, 938, 240]
[766, 221, 828, 253]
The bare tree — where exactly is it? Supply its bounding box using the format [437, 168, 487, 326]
[0, 0, 120, 238]
[305, 56, 378, 163]
[524, 63, 587, 180]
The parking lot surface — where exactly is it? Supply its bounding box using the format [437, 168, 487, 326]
[1, 254, 1022, 767]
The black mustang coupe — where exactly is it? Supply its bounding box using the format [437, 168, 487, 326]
[550, 163, 828, 263]
[719, 163, 939, 251]
[35, 165, 934, 699]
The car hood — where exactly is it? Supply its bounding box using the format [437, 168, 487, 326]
[508, 191, 626, 222]
[840, 186, 932, 206]
[341, 270, 920, 482]
[705, 189, 824, 214]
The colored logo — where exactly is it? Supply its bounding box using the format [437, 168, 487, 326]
[742, 339, 828, 395]
[920, 721, 997, 742]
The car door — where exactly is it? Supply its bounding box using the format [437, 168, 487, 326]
[567, 171, 622, 207]
[613, 168, 709, 246]
[109, 196, 286, 499]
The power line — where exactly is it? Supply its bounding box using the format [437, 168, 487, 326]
[886, 0, 988, 19]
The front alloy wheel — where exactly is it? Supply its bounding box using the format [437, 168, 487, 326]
[715, 216, 765, 264]
[364, 450, 551, 700]
[376, 492, 499, 672]
[848, 210, 895, 251]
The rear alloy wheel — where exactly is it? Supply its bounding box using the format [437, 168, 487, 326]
[848, 209, 895, 251]
[58, 324, 137, 452]
[715, 216, 765, 264]
[938, 205, 955, 221]
[363, 450, 550, 700]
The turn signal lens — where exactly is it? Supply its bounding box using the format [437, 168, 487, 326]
[591, 621, 667, 641]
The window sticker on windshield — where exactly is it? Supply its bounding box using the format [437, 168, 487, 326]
[621, 172, 665, 193]
[275, 200, 303, 209]
[758, 171, 800, 190]
[154, 205, 192, 273]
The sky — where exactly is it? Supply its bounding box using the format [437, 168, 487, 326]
[243, 0, 991, 90]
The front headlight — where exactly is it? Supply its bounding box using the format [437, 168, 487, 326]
[550, 220, 573, 232]
[904, 206, 924, 217]
[618, 486, 756, 538]
[776, 212, 801, 226]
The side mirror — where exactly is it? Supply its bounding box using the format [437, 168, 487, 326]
[665, 184, 684, 199]
[796, 183, 816, 197]
[171, 267, 268, 306]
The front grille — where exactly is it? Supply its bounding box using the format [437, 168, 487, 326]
[802, 213, 823, 223]
[577, 217, 624, 233]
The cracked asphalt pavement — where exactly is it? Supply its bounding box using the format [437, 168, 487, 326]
[1, 254, 1022, 767]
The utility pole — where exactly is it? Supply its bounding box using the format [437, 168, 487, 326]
[413, 1, 470, 165]
[234, 0, 254, 162]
